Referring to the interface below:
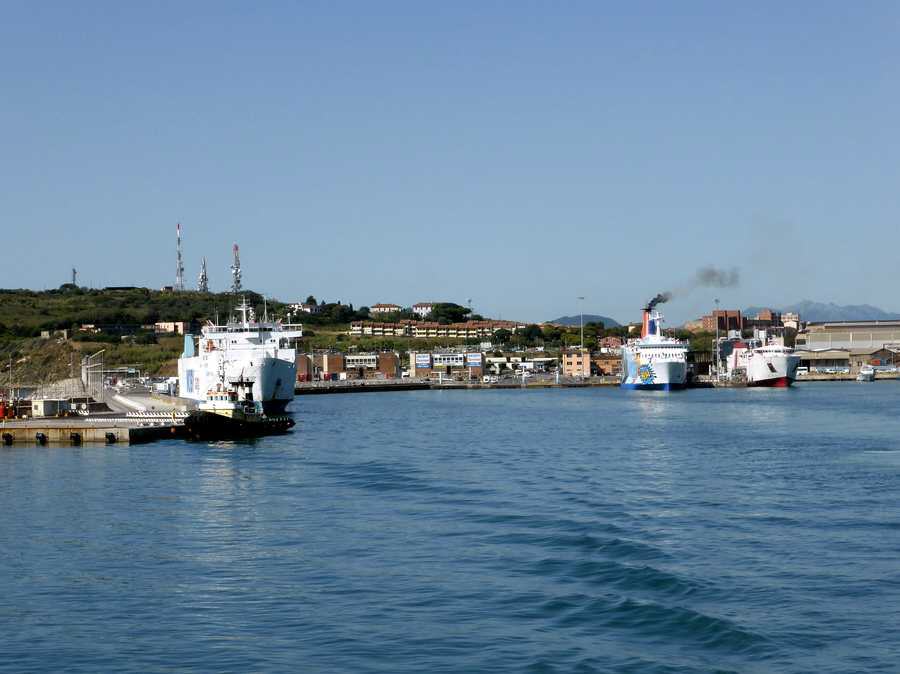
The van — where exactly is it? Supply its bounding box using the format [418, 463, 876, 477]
[796, 367, 808, 376]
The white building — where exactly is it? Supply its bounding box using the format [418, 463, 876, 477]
[345, 353, 378, 369]
[370, 303, 402, 315]
[783, 312, 801, 330]
[412, 302, 437, 318]
[290, 303, 321, 315]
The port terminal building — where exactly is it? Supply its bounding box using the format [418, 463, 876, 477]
[795, 320, 900, 351]
[296, 352, 401, 381]
[794, 347, 899, 374]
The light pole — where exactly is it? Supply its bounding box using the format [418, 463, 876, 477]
[714, 298, 720, 378]
[84, 349, 106, 401]
[577, 296, 585, 349]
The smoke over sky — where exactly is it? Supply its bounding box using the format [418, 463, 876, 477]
[692, 266, 740, 289]
[647, 266, 741, 311]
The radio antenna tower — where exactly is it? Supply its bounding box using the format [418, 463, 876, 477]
[198, 257, 209, 293]
[72, 267, 77, 286]
[175, 222, 185, 291]
[230, 243, 242, 293]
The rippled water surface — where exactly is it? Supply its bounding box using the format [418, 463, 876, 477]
[2, 383, 900, 672]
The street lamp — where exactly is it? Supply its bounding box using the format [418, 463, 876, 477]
[84, 349, 106, 401]
[714, 298, 720, 378]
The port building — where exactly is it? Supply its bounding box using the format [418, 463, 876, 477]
[795, 320, 900, 350]
[561, 349, 591, 377]
[795, 346, 899, 374]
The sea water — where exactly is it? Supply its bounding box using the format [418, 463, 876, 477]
[1, 383, 898, 672]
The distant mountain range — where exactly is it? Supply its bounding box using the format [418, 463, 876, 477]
[547, 314, 621, 327]
[745, 300, 900, 323]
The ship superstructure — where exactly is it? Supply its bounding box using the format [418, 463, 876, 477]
[178, 298, 302, 414]
[621, 305, 688, 390]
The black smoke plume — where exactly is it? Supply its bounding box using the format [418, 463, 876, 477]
[645, 266, 740, 311]
[645, 292, 672, 311]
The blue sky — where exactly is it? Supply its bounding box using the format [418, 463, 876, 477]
[2, 2, 898, 324]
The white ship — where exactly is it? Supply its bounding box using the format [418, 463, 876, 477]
[724, 339, 800, 387]
[178, 299, 302, 414]
[857, 365, 876, 382]
[621, 304, 688, 390]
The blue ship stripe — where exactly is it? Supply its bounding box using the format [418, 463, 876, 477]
[620, 383, 687, 391]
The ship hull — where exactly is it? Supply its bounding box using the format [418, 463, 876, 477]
[179, 354, 296, 411]
[747, 376, 792, 388]
[621, 382, 687, 391]
[184, 411, 295, 440]
[746, 353, 799, 388]
[621, 352, 687, 390]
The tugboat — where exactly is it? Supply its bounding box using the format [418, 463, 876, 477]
[184, 379, 295, 440]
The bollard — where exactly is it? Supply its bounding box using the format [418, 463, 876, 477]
[35, 432, 48, 446]
[2, 433, 12, 446]
[105, 432, 117, 444]
[70, 432, 82, 446]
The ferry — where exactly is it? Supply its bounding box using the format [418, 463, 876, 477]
[724, 339, 800, 387]
[177, 299, 302, 414]
[621, 305, 688, 390]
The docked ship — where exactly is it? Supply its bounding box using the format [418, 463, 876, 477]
[621, 304, 689, 390]
[184, 380, 295, 440]
[724, 339, 800, 387]
[177, 299, 303, 414]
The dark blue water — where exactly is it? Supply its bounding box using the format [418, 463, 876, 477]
[2, 384, 899, 673]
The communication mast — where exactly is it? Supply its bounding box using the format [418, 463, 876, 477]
[198, 257, 209, 293]
[72, 267, 77, 286]
[175, 222, 185, 291]
[230, 243, 242, 293]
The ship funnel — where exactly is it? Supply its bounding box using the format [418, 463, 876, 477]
[641, 306, 662, 338]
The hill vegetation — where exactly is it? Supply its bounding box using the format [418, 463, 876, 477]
[0, 286, 373, 344]
[548, 314, 622, 328]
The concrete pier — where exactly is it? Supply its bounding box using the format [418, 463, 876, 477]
[0, 418, 188, 445]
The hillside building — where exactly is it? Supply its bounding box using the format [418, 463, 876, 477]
[412, 302, 437, 318]
[370, 303, 402, 315]
[154, 321, 190, 335]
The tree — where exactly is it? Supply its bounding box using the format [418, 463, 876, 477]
[541, 325, 563, 344]
[427, 303, 471, 324]
[584, 321, 605, 339]
[493, 328, 512, 344]
[521, 324, 543, 345]
[305, 295, 317, 306]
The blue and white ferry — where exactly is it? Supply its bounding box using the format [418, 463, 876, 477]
[621, 306, 688, 390]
